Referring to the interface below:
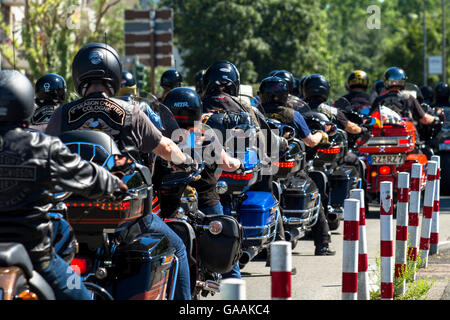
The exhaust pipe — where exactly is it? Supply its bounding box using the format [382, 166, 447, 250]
[284, 226, 305, 242]
[239, 246, 259, 266]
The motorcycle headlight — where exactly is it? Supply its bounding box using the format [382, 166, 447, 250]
[208, 220, 223, 235]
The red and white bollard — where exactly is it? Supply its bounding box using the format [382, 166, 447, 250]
[270, 241, 292, 300]
[342, 198, 360, 300]
[395, 172, 409, 296]
[380, 181, 394, 300]
[350, 189, 369, 300]
[419, 160, 438, 268]
[220, 278, 246, 300]
[407, 163, 423, 278]
[430, 155, 441, 255]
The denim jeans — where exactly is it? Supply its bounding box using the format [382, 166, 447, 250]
[199, 202, 242, 280]
[34, 254, 92, 300]
[142, 213, 191, 300]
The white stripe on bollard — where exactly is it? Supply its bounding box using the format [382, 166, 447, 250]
[220, 278, 246, 300]
[270, 241, 292, 300]
[407, 163, 423, 280]
[419, 161, 438, 268]
[380, 181, 394, 300]
[430, 155, 440, 255]
[350, 189, 369, 300]
[342, 198, 360, 300]
[395, 172, 409, 296]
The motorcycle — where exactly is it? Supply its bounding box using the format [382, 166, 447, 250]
[265, 118, 321, 249]
[152, 131, 243, 299]
[358, 106, 428, 202]
[58, 130, 179, 300]
[202, 110, 281, 268]
[303, 111, 362, 230]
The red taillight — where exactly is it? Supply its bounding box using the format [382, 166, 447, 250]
[71, 257, 90, 275]
[274, 161, 296, 168]
[398, 139, 410, 145]
[445, 140, 450, 144]
[66, 201, 130, 211]
[220, 173, 254, 180]
[379, 166, 391, 175]
[318, 148, 340, 154]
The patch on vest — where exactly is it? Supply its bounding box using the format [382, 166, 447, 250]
[0, 152, 36, 204]
[67, 98, 126, 126]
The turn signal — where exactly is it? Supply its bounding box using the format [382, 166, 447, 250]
[17, 290, 38, 300]
[71, 257, 90, 275]
[208, 221, 223, 235]
[379, 166, 391, 175]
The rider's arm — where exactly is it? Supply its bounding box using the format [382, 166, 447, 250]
[218, 149, 242, 172]
[293, 110, 323, 148]
[420, 113, 438, 125]
[302, 131, 325, 148]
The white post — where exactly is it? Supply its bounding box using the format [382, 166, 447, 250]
[342, 198, 360, 300]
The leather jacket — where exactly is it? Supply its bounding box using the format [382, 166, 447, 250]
[0, 125, 122, 263]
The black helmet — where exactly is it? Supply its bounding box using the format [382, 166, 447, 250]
[259, 76, 289, 106]
[272, 70, 295, 93]
[204, 61, 240, 96]
[72, 43, 122, 96]
[0, 70, 35, 123]
[194, 69, 206, 95]
[160, 68, 183, 89]
[434, 82, 450, 101]
[163, 87, 202, 129]
[384, 67, 407, 90]
[303, 74, 330, 102]
[420, 85, 434, 102]
[35, 73, 67, 106]
[374, 79, 385, 94]
[346, 70, 369, 90]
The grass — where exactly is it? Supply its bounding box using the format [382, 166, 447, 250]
[369, 253, 435, 300]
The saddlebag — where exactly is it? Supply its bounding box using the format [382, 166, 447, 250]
[113, 233, 176, 300]
[197, 215, 242, 274]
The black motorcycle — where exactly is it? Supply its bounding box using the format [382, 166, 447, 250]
[58, 130, 179, 300]
[265, 118, 321, 249]
[303, 111, 362, 230]
[152, 148, 243, 299]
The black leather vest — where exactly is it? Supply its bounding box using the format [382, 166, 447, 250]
[59, 92, 136, 153]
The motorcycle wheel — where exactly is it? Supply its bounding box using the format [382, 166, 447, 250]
[440, 153, 450, 196]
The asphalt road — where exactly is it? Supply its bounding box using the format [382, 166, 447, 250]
[207, 194, 450, 300]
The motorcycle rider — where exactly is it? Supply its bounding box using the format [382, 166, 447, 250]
[420, 85, 434, 106]
[370, 67, 439, 126]
[29, 73, 67, 132]
[302, 73, 370, 140]
[272, 69, 309, 113]
[340, 70, 372, 113]
[0, 69, 129, 300]
[160, 68, 183, 101]
[163, 86, 245, 279]
[201, 61, 290, 264]
[258, 76, 336, 256]
[45, 43, 193, 300]
[118, 70, 164, 131]
[433, 82, 450, 108]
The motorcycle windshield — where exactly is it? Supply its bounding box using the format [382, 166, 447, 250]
[113, 93, 180, 138]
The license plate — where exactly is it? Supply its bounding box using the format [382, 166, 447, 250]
[439, 143, 450, 151]
[370, 154, 405, 165]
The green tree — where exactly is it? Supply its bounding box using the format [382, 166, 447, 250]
[0, 0, 124, 91]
